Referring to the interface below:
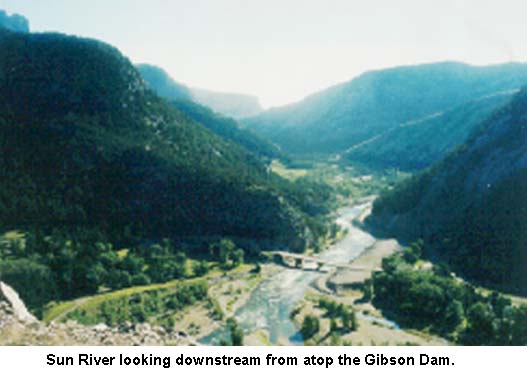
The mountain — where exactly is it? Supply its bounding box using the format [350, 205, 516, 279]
[366, 89, 527, 294]
[0, 28, 326, 251]
[344, 91, 515, 170]
[190, 87, 262, 119]
[170, 99, 280, 160]
[244, 62, 527, 155]
[0, 10, 29, 32]
[136, 64, 262, 119]
[137, 64, 279, 159]
[136, 64, 192, 101]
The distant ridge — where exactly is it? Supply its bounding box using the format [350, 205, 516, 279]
[345, 90, 515, 170]
[137, 63, 279, 159]
[0, 10, 29, 33]
[244, 61, 527, 156]
[190, 87, 262, 119]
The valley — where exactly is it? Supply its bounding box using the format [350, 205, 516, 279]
[33, 196, 448, 346]
[0, 8, 526, 347]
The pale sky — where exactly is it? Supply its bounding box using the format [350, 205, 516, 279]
[2, 0, 527, 108]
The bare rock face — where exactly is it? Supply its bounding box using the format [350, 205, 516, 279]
[0, 281, 37, 323]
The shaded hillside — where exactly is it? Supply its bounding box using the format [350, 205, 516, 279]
[171, 99, 280, 160]
[0, 29, 326, 251]
[137, 64, 279, 159]
[345, 91, 514, 170]
[244, 62, 527, 155]
[367, 89, 527, 294]
[191, 87, 262, 119]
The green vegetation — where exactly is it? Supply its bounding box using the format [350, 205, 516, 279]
[0, 28, 339, 314]
[371, 242, 527, 345]
[300, 314, 320, 340]
[138, 64, 278, 160]
[345, 92, 513, 170]
[271, 159, 409, 204]
[225, 317, 244, 346]
[209, 239, 244, 269]
[244, 62, 527, 155]
[0, 229, 253, 316]
[369, 89, 527, 295]
[294, 296, 359, 345]
[171, 99, 280, 160]
[317, 297, 358, 332]
[66, 280, 208, 326]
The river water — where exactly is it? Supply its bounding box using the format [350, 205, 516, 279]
[201, 203, 378, 345]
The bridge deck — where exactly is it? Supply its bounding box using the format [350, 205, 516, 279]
[266, 251, 377, 271]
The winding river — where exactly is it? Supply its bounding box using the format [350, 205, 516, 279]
[201, 203, 382, 345]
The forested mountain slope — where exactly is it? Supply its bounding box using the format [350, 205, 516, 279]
[244, 62, 527, 155]
[345, 91, 514, 170]
[0, 29, 326, 251]
[367, 89, 527, 294]
[170, 99, 280, 160]
[137, 64, 279, 160]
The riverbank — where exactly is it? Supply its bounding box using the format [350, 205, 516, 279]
[327, 239, 400, 289]
[288, 205, 449, 346]
[290, 289, 448, 345]
[292, 240, 448, 345]
[36, 201, 429, 346]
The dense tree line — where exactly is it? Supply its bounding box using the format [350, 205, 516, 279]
[317, 298, 358, 332]
[371, 242, 527, 345]
[0, 231, 250, 315]
[67, 281, 208, 327]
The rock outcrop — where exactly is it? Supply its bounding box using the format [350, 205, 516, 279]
[0, 282, 37, 323]
[0, 282, 200, 345]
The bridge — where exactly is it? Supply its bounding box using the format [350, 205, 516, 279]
[264, 251, 377, 272]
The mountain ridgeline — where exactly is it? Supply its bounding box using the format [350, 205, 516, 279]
[136, 63, 193, 101]
[244, 62, 527, 157]
[137, 64, 280, 160]
[137, 63, 262, 119]
[0, 29, 329, 251]
[367, 89, 527, 295]
[190, 87, 262, 119]
[169, 99, 281, 160]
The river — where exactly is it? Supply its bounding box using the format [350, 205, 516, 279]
[200, 203, 379, 345]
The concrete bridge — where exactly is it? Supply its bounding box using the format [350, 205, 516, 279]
[264, 251, 377, 272]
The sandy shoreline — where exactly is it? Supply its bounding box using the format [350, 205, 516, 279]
[328, 239, 400, 288]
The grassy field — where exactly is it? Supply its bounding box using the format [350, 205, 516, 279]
[270, 160, 309, 180]
[271, 159, 410, 203]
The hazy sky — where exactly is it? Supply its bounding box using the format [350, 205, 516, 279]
[2, 0, 527, 108]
